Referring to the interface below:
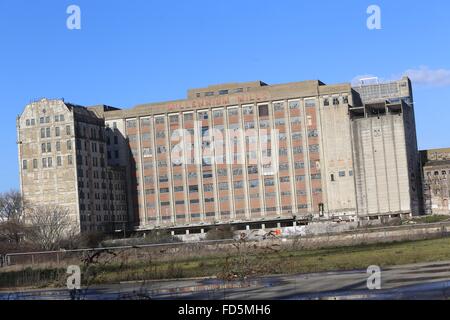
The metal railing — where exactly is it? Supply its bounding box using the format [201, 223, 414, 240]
[1, 238, 237, 268]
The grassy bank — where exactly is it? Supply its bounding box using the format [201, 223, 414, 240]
[3, 236, 450, 289]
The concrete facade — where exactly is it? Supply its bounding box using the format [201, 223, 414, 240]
[17, 100, 128, 233]
[421, 148, 450, 215]
[17, 77, 423, 234]
[350, 78, 422, 219]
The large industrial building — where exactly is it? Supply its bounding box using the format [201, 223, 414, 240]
[17, 76, 423, 234]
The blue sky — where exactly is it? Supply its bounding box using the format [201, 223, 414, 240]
[0, 0, 449, 192]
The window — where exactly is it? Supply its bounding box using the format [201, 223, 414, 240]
[289, 101, 300, 109]
[56, 141, 61, 152]
[67, 140, 72, 151]
[22, 160, 27, 170]
[156, 131, 165, 139]
[228, 108, 239, 117]
[184, 113, 194, 121]
[46, 128, 51, 138]
[324, 98, 330, 106]
[339, 171, 346, 177]
[311, 173, 321, 180]
[189, 185, 199, 193]
[46, 142, 51, 153]
[277, 145, 290, 156]
[331, 174, 335, 182]
[174, 186, 184, 192]
[218, 182, 228, 190]
[26, 119, 30, 126]
[198, 112, 208, 120]
[308, 129, 319, 138]
[333, 97, 339, 105]
[42, 158, 47, 168]
[305, 99, 316, 107]
[259, 105, 269, 117]
[40, 128, 45, 139]
[264, 178, 274, 187]
[33, 159, 38, 169]
[243, 105, 254, 115]
[66, 125, 71, 135]
[55, 127, 60, 137]
[219, 89, 228, 95]
[217, 168, 227, 176]
[273, 102, 284, 112]
[291, 117, 301, 125]
[68, 155, 73, 165]
[280, 176, 290, 183]
[213, 110, 223, 118]
[126, 119, 137, 128]
[247, 166, 258, 175]
[57, 156, 62, 166]
[309, 144, 319, 153]
[234, 181, 244, 189]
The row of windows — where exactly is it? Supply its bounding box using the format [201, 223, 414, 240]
[195, 87, 244, 98]
[323, 96, 349, 106]
[40, 125, 71, 139]
[41, 140, 72, 153]
[125, 100, 322, 131]
[24, 114, 66, 127]
[427, 170, 449, 177]
[22, 155, 73, 170]
[330, 170, 353, 181]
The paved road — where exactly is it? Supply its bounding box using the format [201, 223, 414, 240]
[2, 260, 450, 300]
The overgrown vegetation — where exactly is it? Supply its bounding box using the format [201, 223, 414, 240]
[410, 215, 450, 224]
[4, 236, 450, 289]
[206, 225, 235, 241]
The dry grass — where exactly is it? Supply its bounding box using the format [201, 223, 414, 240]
[3, 236, 450, 289]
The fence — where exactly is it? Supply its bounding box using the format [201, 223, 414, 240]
[1, 239, 236, 268]
[3, 220, 450, 269]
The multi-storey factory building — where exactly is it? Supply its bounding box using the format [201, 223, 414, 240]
[17, 76, 423, 234]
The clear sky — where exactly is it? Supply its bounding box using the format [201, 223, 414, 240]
[0, 0, 449, 192]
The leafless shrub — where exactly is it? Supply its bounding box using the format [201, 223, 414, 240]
[26, 205, 78, 251]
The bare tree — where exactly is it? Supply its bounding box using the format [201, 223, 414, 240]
[0, 190, 27, 244]
[0, 190, 26, 223]
[26, 205, 78, 250]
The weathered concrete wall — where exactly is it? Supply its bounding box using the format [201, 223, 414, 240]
[351, 114, 412, 216]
